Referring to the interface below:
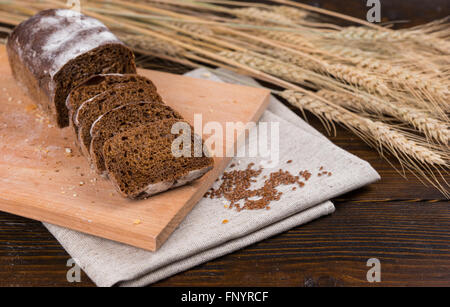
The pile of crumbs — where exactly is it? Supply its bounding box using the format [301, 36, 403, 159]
[204, 162, 332, 212]
[64, 147, 73, 157]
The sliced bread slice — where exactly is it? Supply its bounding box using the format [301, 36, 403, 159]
[89, 102, 183, 175]
[68, 75, 162, 135]
[74, 85, 163, 157]
[66, 73, 161, 117]
[103, 118, 214, 198]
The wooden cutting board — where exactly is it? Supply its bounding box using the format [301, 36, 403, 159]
[0, 45, 270, 251]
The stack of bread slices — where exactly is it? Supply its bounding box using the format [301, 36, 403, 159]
[7, 9, 214, 199]
[67, 74, 214, 198]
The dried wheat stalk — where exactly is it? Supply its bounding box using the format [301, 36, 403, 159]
[232, 7, 296, 26]
[257, 30, 316, 49]
[220, 50, 391, 96]
[280, 90, 447, 167]
[358, 59, 449, 106]
[117, 33, 184, 56]
[322, 63, 390, 95]
[271, 5, 309, 21]
[324, 26, 450, 54]
[219, 50, 309, 85]
[171, 21, 214, 36]
[317, 89, 450, 144]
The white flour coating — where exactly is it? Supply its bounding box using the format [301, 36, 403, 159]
[41, 19, 105, 53]
[55, 9, 83, 19]
[19, 9, 120, 78]
[28, 16, 59, 38]
[51, 30, 117, 77]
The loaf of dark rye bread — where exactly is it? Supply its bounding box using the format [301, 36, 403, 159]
[66, 74, 162, 128]
[103, 118, 214, 198]
[8, 10, 213, 198]
[74, 85, 163, 157]
[6, 9, 136, 127]
[90, 102, 183, 175]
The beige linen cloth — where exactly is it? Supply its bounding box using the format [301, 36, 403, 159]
[43, 68, 380, 287]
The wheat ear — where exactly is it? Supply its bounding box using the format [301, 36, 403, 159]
[117, 33, 184, 56]
[317, 44, 389, 61]
[221, 50, 390, 96]
[280, 89, 449, 197]
[271, 5, 309, 21]
[358, 59, 449, 108]
[219, 50, 310, 85]
[322, 63, 390, 95]
[317, 89, 450, 144]
[279, 90, 447, 167]
[232, 7, 295, 25]
[324, 26, 450, 54]
[257, 30, 316, 49]
[171, 21, 214, 36]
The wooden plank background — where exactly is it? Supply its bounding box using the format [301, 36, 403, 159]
[0, 0, 449, 286]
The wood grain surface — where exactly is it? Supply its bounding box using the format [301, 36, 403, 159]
[0, 0, 449, 287]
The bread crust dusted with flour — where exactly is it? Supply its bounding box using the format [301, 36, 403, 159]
[6, 9, 136, 127]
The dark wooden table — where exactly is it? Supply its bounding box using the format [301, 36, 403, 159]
[0, 1, 449, 287]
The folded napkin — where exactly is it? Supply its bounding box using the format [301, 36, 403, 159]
[43, 68, 380, 287]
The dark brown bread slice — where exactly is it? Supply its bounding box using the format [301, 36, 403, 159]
[6, 9, 136, 127]
[66, 73, 161, 125]
[103, 118, 214, 198]
[74, 85, 163, 157]
[69, 78, 161, 136]
[89, 102, 183, 175]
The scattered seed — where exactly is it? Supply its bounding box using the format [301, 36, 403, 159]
[205, 163, 308, 211]
[299, 170, 312, 181]
[222, 219, 229, 224]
